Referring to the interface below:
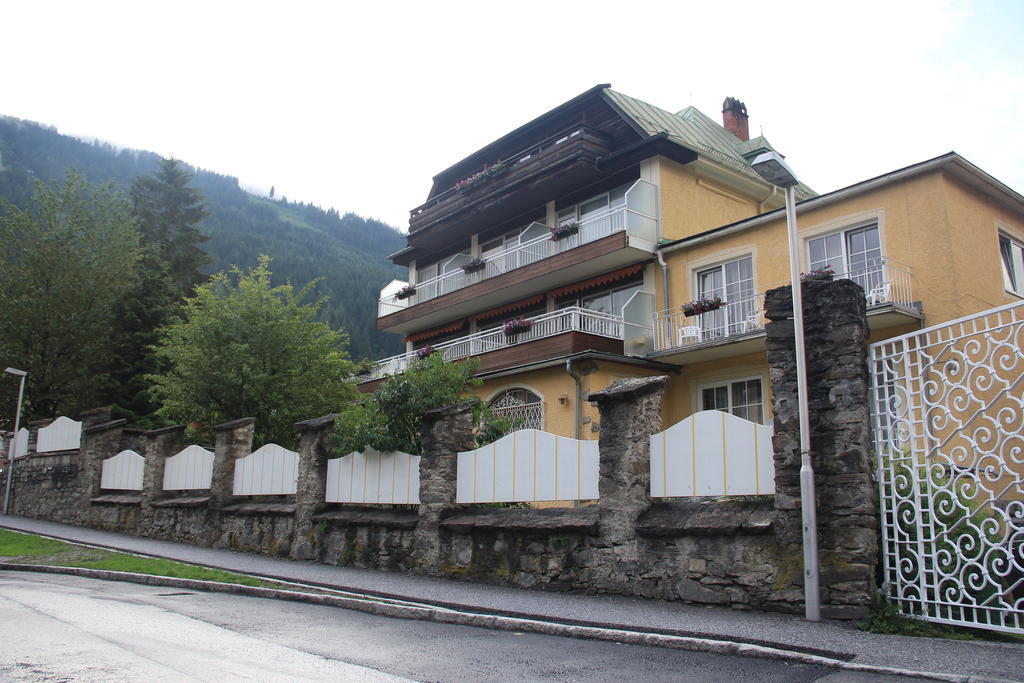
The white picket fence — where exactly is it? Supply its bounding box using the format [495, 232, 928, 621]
[649, 410, 774, 497]
[163, 445, 215, 491]
[13, 428, 29, 458]
[36, 416, 82, 452]
[326, 447, 421, 504]
[100, 449, 145, 490]
[232, 443, 299, 495]
[457, 429, 599, 503]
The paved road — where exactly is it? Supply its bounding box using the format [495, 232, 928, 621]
[0, 571, 907, 682]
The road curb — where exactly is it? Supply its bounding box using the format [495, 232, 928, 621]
[1, 563, 1007, 683]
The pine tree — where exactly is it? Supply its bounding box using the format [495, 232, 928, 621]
[130, 158, 210, 293]
[109, 159, 210, 421]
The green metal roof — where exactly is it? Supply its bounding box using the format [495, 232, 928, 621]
[603, 89, 816, 199]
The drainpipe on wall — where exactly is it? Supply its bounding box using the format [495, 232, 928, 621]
[656, 250, 670, 312]
[758, 186, 778, 214]
[565, 358, 582, 440]
[657, 250, 670, 348]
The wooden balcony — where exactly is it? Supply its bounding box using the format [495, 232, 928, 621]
[359, 307, 626, 392]
[407, 126, 613, 243]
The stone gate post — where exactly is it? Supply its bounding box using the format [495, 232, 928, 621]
[589, 375, 669, 552]
[764, 278, 879, 618]
[291, 413, 338, 559]
[413, 400, 476, 571]
[210, 418, 255, 508]
[139, 425, 185, 524]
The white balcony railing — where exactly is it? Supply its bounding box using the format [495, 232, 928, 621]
[378, 180, 659, 318]
[368, 307, 624, 381]
[654, 292, 766, 352]
[653, 258, 915, 352]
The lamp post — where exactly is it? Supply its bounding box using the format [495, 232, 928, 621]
[751, 151, 820, 622]
[3, 367, 27, 515]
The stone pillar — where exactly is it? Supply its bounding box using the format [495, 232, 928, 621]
[140, 425, 185, 509]
[79, 406, 113, 431]
[291, 413, 338, 560]
[79, 419, 127, 506]
[210, 418, 254, 508]
[764, 278, 878, 618]
[589, 375, 669, 549]
[414, 400, 476, 571]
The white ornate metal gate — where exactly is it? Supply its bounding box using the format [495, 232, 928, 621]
[870, 300, 1024, 634]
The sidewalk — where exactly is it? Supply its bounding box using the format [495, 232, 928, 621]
[2, 514, 1021, 681]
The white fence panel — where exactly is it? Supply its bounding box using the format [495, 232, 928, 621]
[163, 445, 215, 491]
[100, 450, 145, 490]
[325, 447, 420, 504]
[650, 410, 774, 497]
[457, 429, 599, 503]
[36, 416, 82, 452]
[232, 443, 298, 495]
[14, 428, 29, 458]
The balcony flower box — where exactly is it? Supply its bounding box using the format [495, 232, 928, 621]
[415, 345, 435, 359]
[801, 265, 835, 282]
[549, 222, 580, 240]
[454, 161, 509, 193]
[395, 285, 417, 300]
[502, 316, 533, 337]
[461, 257, 486, 274]
[681, 297, 725, 317]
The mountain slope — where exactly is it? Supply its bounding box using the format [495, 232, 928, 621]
[0, 116, 406, 360]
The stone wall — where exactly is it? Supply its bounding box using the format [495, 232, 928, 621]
[7, 280, 879, 617]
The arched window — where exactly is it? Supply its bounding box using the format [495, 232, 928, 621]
[489, 388, 543, 431]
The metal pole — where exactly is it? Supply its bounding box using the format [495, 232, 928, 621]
[784, 185, 820, 621]
[3, 373, 26, 515]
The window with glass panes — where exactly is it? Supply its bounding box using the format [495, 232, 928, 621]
[1000, 233, 1024, 297]
[701, 378, 764, 423]
[696, 257, 754, 338]
[557, 184, 629, 236]
[807, 224, 882, 294]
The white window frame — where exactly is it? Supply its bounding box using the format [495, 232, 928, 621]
[697, 376, 766, 425]
[805, 222, 883, 275]
[999, 231, 1024, 298]
[693, 255, 757, 338]
[557, 182, 630, 227]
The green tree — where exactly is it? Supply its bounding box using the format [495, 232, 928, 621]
[0, 171, 140, 417]
[130, 158, 209, 293]
[110, 159, 211, 420]
[332, 354, 482, 455]
[149, 255, 357, 446]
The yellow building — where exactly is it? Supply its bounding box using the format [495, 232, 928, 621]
[362, 85, 1024, 438]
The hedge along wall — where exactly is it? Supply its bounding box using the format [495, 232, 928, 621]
[8, 280, 878, 618]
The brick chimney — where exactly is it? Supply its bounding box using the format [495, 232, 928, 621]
[722, 97, 749, 141]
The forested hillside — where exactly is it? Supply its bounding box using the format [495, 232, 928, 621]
[0, 116, 407, 360]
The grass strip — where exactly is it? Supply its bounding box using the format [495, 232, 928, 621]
[0, 528, 262, 587]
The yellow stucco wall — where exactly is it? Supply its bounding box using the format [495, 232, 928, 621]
[658, 158, 761, 243]
[654, 168, 1024, 330]
[470, 361, 668, 439]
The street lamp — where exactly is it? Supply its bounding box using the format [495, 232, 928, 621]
[751, 151, 820, 622]
[3, 367, 27, 515]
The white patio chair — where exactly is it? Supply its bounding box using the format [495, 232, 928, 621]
[742, 311, 763, 332]
[678, 326, 701, 345]
[867, 282, 892, 306]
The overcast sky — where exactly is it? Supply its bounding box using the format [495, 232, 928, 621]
[2, 0, 1021, 231]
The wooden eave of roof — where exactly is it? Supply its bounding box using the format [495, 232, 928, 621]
[426, 84, 613, 198]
